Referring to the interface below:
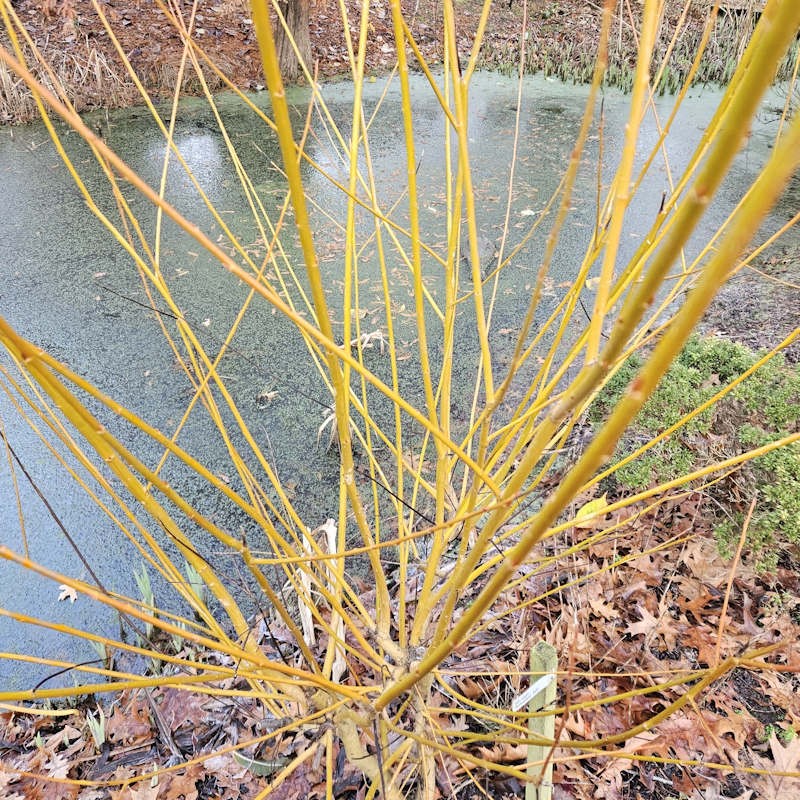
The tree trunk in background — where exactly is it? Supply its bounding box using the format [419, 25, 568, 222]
[275, 0, 312, 81]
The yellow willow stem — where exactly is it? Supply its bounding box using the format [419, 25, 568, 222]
[338, 0, 383, 614]
[0, 547, 367, 703]
[777, 40, 800, 143]
[263, 12, 406, 642]
[356, 118, 408, 644]
[152, 1, 195, 275]
[0, 417, 28, 558]
[374, 97, 800, 712]
[627, 7, 717, 208]
[0, 322, 350, 674]
[496, 431, 800, 553]
[445, 0, 495, 405]
[475, 509, 694, 612]
[251, 743, 322, 800]
[587, 0, 659, 362]
[591, 329, 799, 487]
[0, 651, 246, 696]
[0, 363, 216, 598]
[6, 343, 298, 555]
[398, 15, 456, 128]
[142, 22, 328, 529]
[555, 646, 783, 750]
[248, 2, 393, 635]
[341, 0, 370, 370]
[554, 1, 794, 400]
[485, 0, 613, 440]
[389, 0, 438, 430]
[406, 39, 468, 648]
[20, 342, 382, 665]
[0, 44, 499, 498]
[391, 646, 779, 763]
[432, 648, 704, 726]
[534, 0, 800, 438]
[391, 0, 460, 650]
[463, 0, 493, 81]
[7, 8, 315, 544]
[648, 0, 693, 95]
[0, 330, 265, 644]
[1, 674, 235, 704]
[459, 174, 575, 466]
[434, 67, 459, 529]
[0, 617, 233, 685]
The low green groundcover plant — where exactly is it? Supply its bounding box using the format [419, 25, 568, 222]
[591, 335, 800, 570]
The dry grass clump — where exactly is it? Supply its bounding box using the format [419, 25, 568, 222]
[0, 38, 136, 122]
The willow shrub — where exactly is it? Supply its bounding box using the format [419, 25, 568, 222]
[1, 0, 800, 797]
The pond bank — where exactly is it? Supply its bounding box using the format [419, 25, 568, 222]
[1, 0, 792, 124]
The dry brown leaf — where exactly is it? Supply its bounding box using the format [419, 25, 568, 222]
[154, 688, 209, 734]
[768, 731, 800, 775]
[681, 625, 719, 666]
[163, 764, 203, 800]
[42, 753, 70, 781]
[475, 742, 527, 763]
[584, 581, 617, 621]
[675, 575, 721, 622]
[623, 603, 678, 649]
[110, 783, 161, 800]
[748, 733, 800, 795]
[681, 538, 753, 587]
[704, 709, 754, 749]
[106, 697, 152, 746]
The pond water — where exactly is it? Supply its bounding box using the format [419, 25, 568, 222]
[0, 72, 794, 692]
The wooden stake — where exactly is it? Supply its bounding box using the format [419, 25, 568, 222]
[525, 642, 557, 800]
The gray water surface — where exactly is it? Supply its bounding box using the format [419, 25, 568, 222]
[0, 73, 794, 692]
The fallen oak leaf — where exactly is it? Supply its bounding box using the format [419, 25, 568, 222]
[623, 603, 660, 638]
[623, 603, 679, 649]
[105, 697, 152, 746]
[162, 763, 204, 800]
[747, 732, 800, 795]
[43, 751, 71, 779]
[475, 742, 527, 763]
[767, 731, 800, 776]
[113, 784, 160, 800]
[584, 581, 617, 621]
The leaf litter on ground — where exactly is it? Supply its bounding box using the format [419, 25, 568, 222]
[2, 488, 800, 799]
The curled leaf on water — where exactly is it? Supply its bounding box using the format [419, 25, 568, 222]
[57, 584, 77, 603]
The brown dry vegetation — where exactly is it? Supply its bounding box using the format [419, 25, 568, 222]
[2, 493, 800, 798]
[0, 0, 766, 123]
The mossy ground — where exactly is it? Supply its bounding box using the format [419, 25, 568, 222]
[591, 335, 800, 571]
